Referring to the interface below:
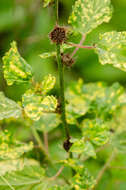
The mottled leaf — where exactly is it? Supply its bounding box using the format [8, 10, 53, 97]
[81, 119, 110, 146]
[22, 90, 57, 121]
[41, 74, 56, 94]
[0, 158, 39, 176]
[95, 31, 126, 72]
[68, 0, 113, 34]
[0, 92, 22, 120]
[0, 165, 46, 189]
[2, 41, 33, 85]
[34, 113, 60, 132]
[0, 130, 33, 160]
[71, 167, 96, 190]
[70, 139, 96, 158]
[41, 95, 57, 112]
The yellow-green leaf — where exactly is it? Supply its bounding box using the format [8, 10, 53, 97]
[0, 92, 22, 120]
[2, 41, 33, 85]
[68, 0, 113, 34]
[0, 130, 33, 160]
[43, 0, 53, 7]
[41, 74, 56, 94]
[95, 31, 126, 72]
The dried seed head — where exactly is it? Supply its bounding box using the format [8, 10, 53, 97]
[49, 26, 66, 44]
[61, 53, 75, 67]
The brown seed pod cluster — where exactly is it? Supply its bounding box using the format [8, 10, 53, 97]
[49, 25, 66, 44]
[61, 53, 75, 67]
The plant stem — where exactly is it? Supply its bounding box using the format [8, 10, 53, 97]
[49, 166, 64, 181]
[67, 42, 95, 49]
[55, 0, 70, 139]
[56, 44, 70, 139]
[31, 126, 51, 163]
[43, 132, 49, 155]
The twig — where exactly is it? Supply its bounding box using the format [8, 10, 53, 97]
[94, 150, 116, 189]
[67, 42, 95, 50]
[43, 132, 49, 155]
[49, 166, 64, 181]
[71, 34, 86, 57]
[31, 126, 51, 164]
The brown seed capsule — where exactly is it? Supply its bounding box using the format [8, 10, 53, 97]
[49, 25, 66, 44]
[61, 53, 75, 67]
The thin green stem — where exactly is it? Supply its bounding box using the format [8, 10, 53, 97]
[56, 44, 70, 139]
[31, 126, 51, 163]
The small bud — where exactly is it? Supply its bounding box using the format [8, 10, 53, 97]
[49, 25, 66, 44]
[63, 137, 73, 152]
[61, 53, 75, 67]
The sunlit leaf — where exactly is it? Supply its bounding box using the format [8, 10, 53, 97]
[0, 130, 33, 160]
[41, 95, 57, 111]
[2, 41, 33, 85]
[68, 0, 112, 34]
[0, 92, 22, 120]
[95, 31, 126, 72]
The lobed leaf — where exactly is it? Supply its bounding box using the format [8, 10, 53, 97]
[95, 31, 126, 72]
[0, 92, 22, 120]
[2, 41, 33, 85]
[68, 0, 113, 34]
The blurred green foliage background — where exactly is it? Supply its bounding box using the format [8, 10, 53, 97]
[1, 0, 126, 101]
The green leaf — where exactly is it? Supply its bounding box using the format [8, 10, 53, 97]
[2, 41, 33, 85]
[68, 0, 113, 34]
[39, 52, 56, 59]
[70, 139, 96, 158]
[0, 130, 33, 160]
[43, 0, 54, 7]
[0, 165, 46, 189]
[0, 158, 39, 176]
[48, 185, 70, 190]
[112, 131, 126, 153]
[95, 31, 126, 72]
[22, 90, 57, 121]
[41, 95, 57, 112]
[0, 92, 22, 120]
[81, 119, 110, 146]
[41, 74, 56, 94]
[34, 113, 61, 132]
[71, 167, 96, 190]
